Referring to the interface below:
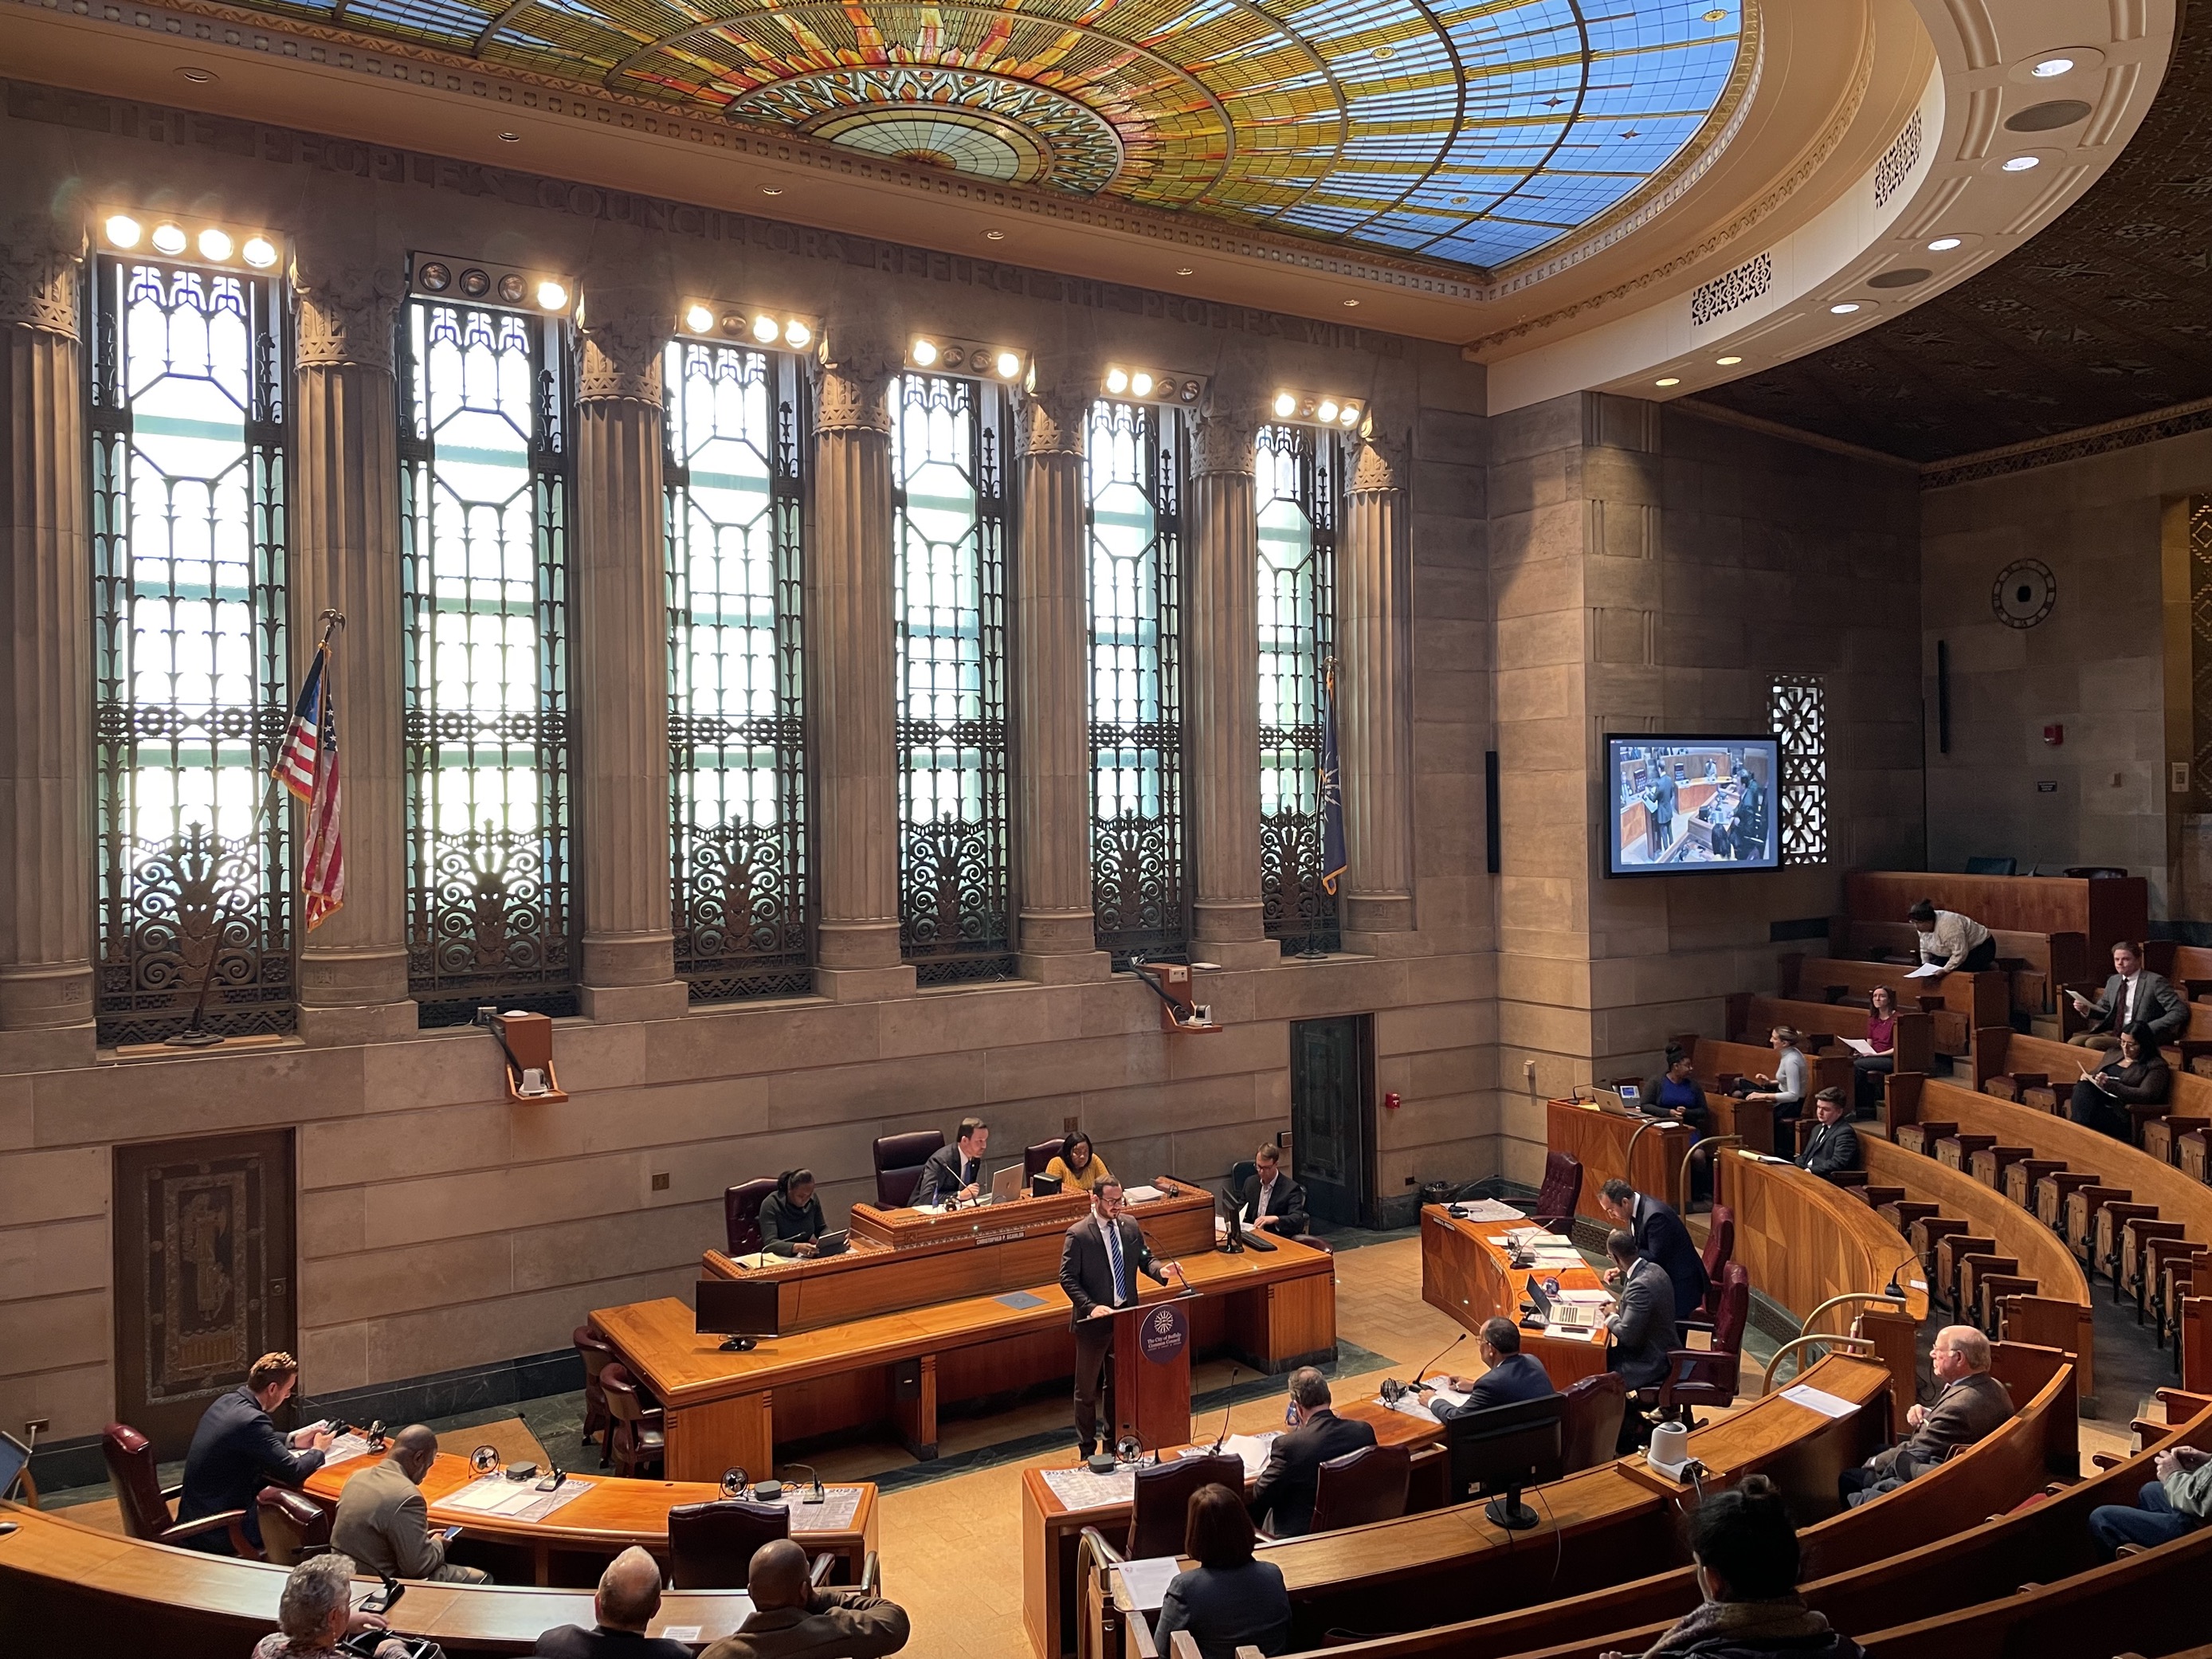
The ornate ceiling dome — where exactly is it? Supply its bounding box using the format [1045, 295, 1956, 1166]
[252, 0, 1753, 273]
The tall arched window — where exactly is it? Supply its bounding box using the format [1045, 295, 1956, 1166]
[1086, 400, 1187, 960]
[399, 292, 575, 1026]
[892, 372, 1014, 983]
[91, 253, 295, 1045]
[1256, 423, 1341, 952]
[664, 339, 810, 1001]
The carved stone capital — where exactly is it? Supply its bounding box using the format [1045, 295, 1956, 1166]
[810, 333, 899, 437]
[1191, 410, 1257, 477]
[0, 217, 84, 338]
[1352, 432, 1409, 494]
[1015, 382, 1093, 459]
[293, 261, 403, 375]
[577, 308, 670, 407]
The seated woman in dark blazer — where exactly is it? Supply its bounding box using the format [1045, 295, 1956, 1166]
[2069, 1022, 2171, 1142]
[1153, 1484, 1291, 1659]
[757, 1167, 827, 1257]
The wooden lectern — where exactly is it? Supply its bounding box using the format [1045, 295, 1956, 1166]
[1107, 1298, 1194, 1453]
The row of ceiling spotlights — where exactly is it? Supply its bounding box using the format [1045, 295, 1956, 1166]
[683, 304, 814, 350]
[1105, 367, 1202, 403]
[104, 214, 277, 270]
[1275, 391, 1363, 427]
[912, 337, 1024, 380]
[415, 260, 567, 312]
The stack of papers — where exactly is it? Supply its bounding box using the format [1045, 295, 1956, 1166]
[1779, 1384, 1860, 1420]
[1124, 1185, 1167, 1205]
[1218, 1432, 1279, 1480]
[320, 1433, 379, 1470]
[1114, 1557, 1182, 1612]
[435, 1473, 596, 1522]
[1450, 1199, 1527, 1223]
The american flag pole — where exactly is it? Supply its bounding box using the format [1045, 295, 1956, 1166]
[164, 610, 346, 1049]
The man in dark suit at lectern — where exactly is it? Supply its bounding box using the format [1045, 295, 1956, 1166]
[1061, 1178, 1176, 1456]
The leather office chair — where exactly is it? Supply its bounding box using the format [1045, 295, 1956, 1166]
[256, 1485, 331, 1566]
[1661, 1261, 1750, 1422]
[575, 1324, 616, 1461]
[667, 1497, 833, 1589]
[1698, 1205, 1737, 1322]
[1533, 1151, 1584, 1235]
[1025, 1139, 1064, 1182]
[724, 1178, 778, 1256]
[599, 1363, 666, 1479]
[1556, 1371, 1629, 1474]
[102, 1423, 257, 1555]
[1308, 1442, 1411, 1532]
[1126, 1452, 1244, 1559]
[1228, 1159, 1258, 1196]
[873, 1131, 946, 1209]
[1964, 857, 2018, 877]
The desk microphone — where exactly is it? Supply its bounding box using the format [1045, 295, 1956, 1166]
[1209, 1367, 1241, 1452]
[1410, 1332, 1469, 1390]
[1141, 1230, 1198, 1298]
[782, 1461, 827, 1504]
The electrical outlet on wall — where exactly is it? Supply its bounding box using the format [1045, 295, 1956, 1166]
[650, 1172, 670, 1192]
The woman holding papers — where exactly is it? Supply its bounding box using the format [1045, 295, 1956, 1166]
[1849, 985, 1899, 1117]
[2067, 1022, 2171, 1140]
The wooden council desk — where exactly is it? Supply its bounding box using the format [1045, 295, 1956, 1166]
[1419, 1204, 1611, 1388]
[1547, 1097, 1691, 1214]
[303, 1450, 874, 1589]
[599, 1230, 1337, 1481]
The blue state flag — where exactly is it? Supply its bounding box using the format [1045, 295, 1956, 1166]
[1320, 659, 1347, 896]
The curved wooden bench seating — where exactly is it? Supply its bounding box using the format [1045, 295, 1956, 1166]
[1724, 992, 1934, 1079]
[1971, 1027, 2212, 1139]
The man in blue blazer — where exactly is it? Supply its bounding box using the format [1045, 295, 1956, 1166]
[1598, 1177, 1707, 1322]
[1434, 1318, 1557, 1419]
[175, 1351, 331, 1551]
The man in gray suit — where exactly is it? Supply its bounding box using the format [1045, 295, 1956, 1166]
[2067, 941, 2187, 1049]
[1839, 1326, 2013, 1504]
[331, 1424, 489, 1583]
[1600, 1228, 1679, 1393]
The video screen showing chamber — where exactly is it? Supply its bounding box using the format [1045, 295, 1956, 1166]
[1606, 737, 1778, 876]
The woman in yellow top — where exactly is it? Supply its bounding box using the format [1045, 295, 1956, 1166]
[1044, 1130, 1113, 1194]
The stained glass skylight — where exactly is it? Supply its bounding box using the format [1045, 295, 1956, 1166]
[227, 0, 1751, 273]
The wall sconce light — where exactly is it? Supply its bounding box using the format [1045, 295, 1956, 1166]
[908, 334, 1030, 386]
[411, 253, 575, 316]
[1270, 389, 1364, 429]
[103, 210, 284, 270]
[1102, 366, 1209, 406]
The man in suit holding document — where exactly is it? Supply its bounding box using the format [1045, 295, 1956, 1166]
[1061, 1178, 1179, 1456]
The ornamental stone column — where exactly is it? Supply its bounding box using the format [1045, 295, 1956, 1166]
[1186, 410, 1274, 969]
[806, 331, 914, 1002]
[1340, 431, 1416, 947]
[289, 257, 418, 1042]
[571, 300, 688, 1023]
[0, 221, 95, 1071]
[1013, 379, 1109, 983]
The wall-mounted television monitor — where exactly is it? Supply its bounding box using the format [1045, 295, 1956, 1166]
[1604, 735, 1779, 877]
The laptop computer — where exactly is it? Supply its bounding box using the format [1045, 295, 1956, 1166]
[1523, 1273, 1553, 1324]
[989, 1163, 1026, 1204]
[0, 1430, 29, 1503]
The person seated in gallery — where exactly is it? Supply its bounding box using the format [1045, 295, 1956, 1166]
[176, 1351, 331, 1554]
[1155, 1484, 1292, 1659]
[1838, 1326, 2011, 1506]
[1907, 898, 1997, 976]
[1599, 1475, 1865, 1659]
[2066, 939, 2187, 1051]
[1239, 1143, 1309, 1238]
[1850, 984, 1900, 1117]
[2068, 1022, 2170, 1141]
[254, 1554, 410, 1659]
[1738, 1027, 1807, 1131]
[2088, 1444, 2212, 1558]
[700, 1538, 912, 1659]
[1794, 1089, 1861, 1181]
[758, 1167, 827, 1257]
[1434, 1317, 1558, 1418]
[1596, 1177, 1706, 1322]
[911, 1116, 988, 1206]
[1642, 1046, 1712, 1138]
[1248, 1368, 1376, 1538]
[1044, 1129, 1114, 1194]
[537, 1546, 701, 1658]
[332, 1423, 490, 1584]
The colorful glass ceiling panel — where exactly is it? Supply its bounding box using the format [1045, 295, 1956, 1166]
[249, 0, 1751, 273]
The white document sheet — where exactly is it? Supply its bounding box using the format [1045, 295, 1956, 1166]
[1839, 1037, 1877, 1057]
[1115, 1557, 1182, 1613]
[1904, 964, 1944, 979]
[1222, 1432, 1280, 1479]
[1781, 1383, 1861, 1419]
[1451, 1200, 1527, 1222]
[1123, 1185, 1167, 1205]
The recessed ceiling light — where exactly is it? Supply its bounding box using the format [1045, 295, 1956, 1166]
[1338, 403, 1360, 426]
[684, 304, 714, 333]
[2030, 55, 2075, 77]
[1342, 298, 1360, 308]
[104, 214, 142, 249]
[2002, 155, 2042, 171]
[1175, 266, 1194, 276]
[151, 223, 187, 256]
[752, 315, 780, 344]
[1654, 377, 1681, 386]
[1927, 236, 1963, 251]
[1372, 45, 1394, 60]
[1273, 392, 1297, 418]
[994, 350, 1022, 379]
[1702, 7, 1727, 19]
[535, 280, 568, 311]
[1106, 368, 1130, 394]
[1131, 371, 1155, 398]
[197, 228, 233, 261]
[759, 186, 784, 196]
[498, 131, 520, 143]
[1829, 302, 1861, 314]
[912, 338, 939, 367]
[241, 236, 278, 269]
[784, 320, 811, 349]
[177, 65, 216, 83]
[1317, 398, 1339, 422]
[1716, 355, 1742, 366]
[983, 229, 1006, 241]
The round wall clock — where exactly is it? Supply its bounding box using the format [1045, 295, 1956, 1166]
[1992, 559, 2057, 629]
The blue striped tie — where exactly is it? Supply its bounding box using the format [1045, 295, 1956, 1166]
[1106, 1222, 1127, 1304]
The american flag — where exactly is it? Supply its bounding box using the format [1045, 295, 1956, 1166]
[276, 644, 344, 930]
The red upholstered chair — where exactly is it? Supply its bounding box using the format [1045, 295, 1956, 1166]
[668, 1497, 831, 1589]
[102, 1423, 257, 1555]
[1534, 1151, 1584, 1236]
[1699, 1205, 1737, 1322]
[599, 1363, 666, 1479]
[1309, 1442, 1411, 1532]
[873, 1131, 946, 1210]
[256, 1485, 331, 1566]
[574, 1324, 616, 1461]
[1662, 1261, 1749, 1422]
[1557, 1371, 1629, 1474]
[724, 1179, 778, 1256]
[1126, 1452, 1245, 1559]
[1025, 1139, 1064, 1182]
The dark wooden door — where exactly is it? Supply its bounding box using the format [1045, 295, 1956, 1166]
[1289, 1014, 1374, 1227]
[113, 1130, 297, 1458]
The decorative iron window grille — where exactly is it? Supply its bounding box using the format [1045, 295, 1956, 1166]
[91, 256, 296, 1045]
[1257, 425, 1341, 951]
[1086, 400, 1188, 962]
[1769, 673, 1829, 867]
[892, 373, 1015, 985]
[399, 297, 576, 1026]
[664, 339, 812, 1002]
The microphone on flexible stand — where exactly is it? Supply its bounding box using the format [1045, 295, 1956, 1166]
[1141, 1230, 1198, 1298]
[1210, 1367, 1241, 1452]
[1381, 1332, 1469, 1405]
